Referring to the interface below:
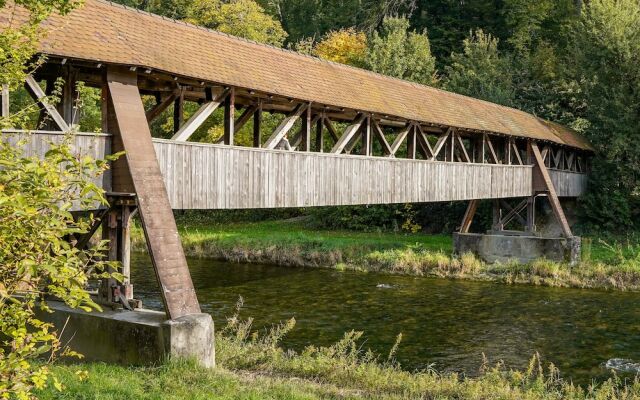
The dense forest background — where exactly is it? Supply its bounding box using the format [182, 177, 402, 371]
[106, 0, 639, 234]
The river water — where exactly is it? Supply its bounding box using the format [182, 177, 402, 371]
[131, 253, 640, 385]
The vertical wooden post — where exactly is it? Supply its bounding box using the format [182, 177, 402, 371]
[99, 209, 119, 304]
[224, 87, 235, 145]
[407, 124, 416, 159]
[301, 103, 311, 151]
[459, 199, 479, 233]
[361, 115, 371, 156]
[59, 65, 79, 126]
[526, 196, 536, 233]
[1, 84, 9, 118]
[492, 200, 503, 231]
[173, 89, 184, 134]
[450, 131, 455, 161]
[315, 116, 324, 152]
[253, 100, 262, 148]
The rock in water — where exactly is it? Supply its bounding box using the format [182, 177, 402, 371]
[605, 358, 640, 373]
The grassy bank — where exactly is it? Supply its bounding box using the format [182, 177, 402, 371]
[39, 304, 640, 399]
[131, 218, 640, 291]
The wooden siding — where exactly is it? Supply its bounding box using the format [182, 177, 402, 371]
[152, 139, 534, 209]
[5, 132, 589, 209]
[548, 169, 588, 198]
[2, 130, 112, 192]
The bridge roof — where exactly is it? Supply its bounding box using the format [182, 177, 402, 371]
[2, 0, 592, 151]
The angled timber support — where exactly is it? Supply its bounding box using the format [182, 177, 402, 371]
[389, 123, 411, 156]
[459, 199, 479, 233]
[531, 142, 573, 238]
[330, 113, 366, 154]
[146, 92, 177, 123]
[106, 66, 200, 319]
[372, 118, 393, 156]
[264, 103, 307, 149]
[24, 75, 70, 131]
[172, 88, 229, 141]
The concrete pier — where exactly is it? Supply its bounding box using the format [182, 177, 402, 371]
[40, 301, 215, 367]
[453, 233, 581, 264]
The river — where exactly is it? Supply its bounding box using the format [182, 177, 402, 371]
[131, 253, 640, 385]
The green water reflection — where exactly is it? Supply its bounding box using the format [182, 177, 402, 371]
[131, 253, 640, 384]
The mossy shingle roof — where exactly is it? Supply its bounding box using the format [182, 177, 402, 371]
[0, 0, 593, 150]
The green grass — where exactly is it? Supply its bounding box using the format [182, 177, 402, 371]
[131, 218, 640, 291]
[39, 304, 640, 399]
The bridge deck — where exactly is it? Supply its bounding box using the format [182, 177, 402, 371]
[7, 131, 586, 209]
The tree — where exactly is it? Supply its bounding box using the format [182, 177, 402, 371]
[1, 1, 119, 397]
[365, 16, 437, 85]
[409, 0, 507, 63]
[261, 0, 416, 45]
[568, 0, 640, 230]
[185, 0, 287, 46]
[443, 30, 514, 106]
[313, 28, 367, 67]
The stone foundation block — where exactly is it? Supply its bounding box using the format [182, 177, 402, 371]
[39, 301, 215, 368]
[453, 233, 581, 264]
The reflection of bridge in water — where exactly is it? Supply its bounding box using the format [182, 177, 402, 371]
[1, 0, 592, 366]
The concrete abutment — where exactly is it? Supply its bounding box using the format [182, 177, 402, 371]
[40, 301, 215, 368]
[453, 232, 581, 264]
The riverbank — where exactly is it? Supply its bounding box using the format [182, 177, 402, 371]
[131, 218, 640, 291]
[38, 307, 640, 399]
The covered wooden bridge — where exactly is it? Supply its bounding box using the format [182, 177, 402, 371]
[1, 0, 592, 323]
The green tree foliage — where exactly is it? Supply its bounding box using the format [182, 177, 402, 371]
[0, 1, 121, 397]
[261, 0, 415, 44]
[0, 134, 118, 398]
[365, 16, 436, 85]
[185, 0, 287, 46]
[409, 0, 507, 62]
[569, 0, 640, 230]
[443, 30, 514, 106]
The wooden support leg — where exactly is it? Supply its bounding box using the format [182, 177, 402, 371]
[106, 66, 200, 318]
[531, 143, 573, 237]
[459, 199, 479, 233]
